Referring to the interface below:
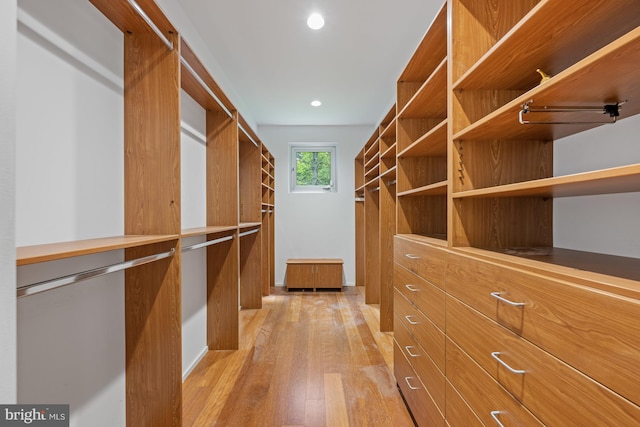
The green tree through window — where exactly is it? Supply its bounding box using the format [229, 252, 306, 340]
[290, 144, 337, 192]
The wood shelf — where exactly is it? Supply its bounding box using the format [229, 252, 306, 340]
[380, 166, 397, 181]
[239, 222, 262, 229]
[364, 151, 379, 170]
[380, 117, 397, 139]
[453, 1, 640, 91]
[398, 58, 447, 120]
[453, 27, 640, 142]
[398, 180, 447, 197]
[398, 119, 447, 158]
[453, 164, 640, 199]
[16, 235, 180, 266]
[380, 143, 397, 160]
[181, 226, 237, 238]
[395, 233, 448, 246]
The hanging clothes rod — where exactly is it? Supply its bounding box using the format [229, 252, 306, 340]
[180, 57, 234, 119]
[355, 197, 365, 202]
[238, 123, 260, 148]
[519, 100, 626, 125]
[371, 186, 380, 192]
[239, 228, 260, 238]
[127, 0, 174, 51]
[388, 179, 397, 186]
[182, 235, 235, 253]
[17, 248, 175, 298]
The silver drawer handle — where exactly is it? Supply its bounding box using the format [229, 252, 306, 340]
[404, 253, 420, 260]
[405, 284, 418, 292]
[404, 377, 419, 390]
[490, 411, 505, 427]
[490, 292, 525, 307]
[405, 315, 419, 325]
[491, 352, 525, 375]
[405, 346, 420, 358]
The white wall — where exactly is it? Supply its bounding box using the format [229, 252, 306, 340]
[0, 0, 17, 404]
[180, 91, 208, 377]
[554, 113, 640, 258]
[258, 125, 375, 286]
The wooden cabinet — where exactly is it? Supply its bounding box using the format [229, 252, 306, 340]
[285, 259, 343, 291]
[390, 0, 640, 425]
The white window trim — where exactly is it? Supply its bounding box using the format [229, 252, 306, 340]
[289, 143, 337, 193]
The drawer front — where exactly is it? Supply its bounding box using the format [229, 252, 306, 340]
[445, 380, 483, 427]
[394, 315, 445, 413]
[315, 264, 342, 288]
[394, 288, 445, 372]
[446, 338, 544, 427]
[394, 341, 445, 427]
[394, 236, 445, 290]
[286, 264, 314, 289]
[446, 295, 640, 426]
[446, 250, 640, 406]
[395, 262, 445, 331]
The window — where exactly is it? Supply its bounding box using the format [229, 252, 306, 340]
[290, 144, 337, 192]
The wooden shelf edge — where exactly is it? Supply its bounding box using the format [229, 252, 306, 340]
[380, 166, 397, 180]
[239, 222, 262, 229]
[380, 117, 397, 139]
[397, 119, 447, 158]
[380, 142, 397, 159]
[398, 180, 448, 197]
[396, 233, 448, 247]
[181, 226, 237, 238]
[452, 164, 640, 199]
[17, 234, 180, 266]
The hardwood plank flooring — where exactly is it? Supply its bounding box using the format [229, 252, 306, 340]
[183, 287, 414, 427]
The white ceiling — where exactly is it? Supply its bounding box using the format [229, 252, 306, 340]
[175, 0, 444, 126]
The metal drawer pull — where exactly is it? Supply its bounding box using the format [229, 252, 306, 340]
[404, 254, 420, 259]
[491, 352, 526, 375]
[405, 346, 420, 358]
[490, 292, 525, 307]
[405, 284, 418, 292]
[404, 377, 419, 390]
[490, 411, 506, 427]
[405, 315, 419, 325]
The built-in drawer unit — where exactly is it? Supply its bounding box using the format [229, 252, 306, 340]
[446, 250, 640, 407]
[394, 341, 445, 427]
[394, 262, 445, 331]
[446, 294, 640, 426]
[445, 380, 483, 427]
[394, 288, 445, 372]
[394, 236, 445, 290]
[394, 314, 445, 413]
[446, 337, 544, 427]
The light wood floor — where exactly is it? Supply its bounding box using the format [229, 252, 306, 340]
[182, 287, 415, 427]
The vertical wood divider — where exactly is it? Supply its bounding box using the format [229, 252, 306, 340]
[124, 30, 182, 427]
[206, 109, 240, 350]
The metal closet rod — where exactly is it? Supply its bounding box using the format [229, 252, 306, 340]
[127, 0, 174, 51]
[238, 123, 260, 148]
[182, 235, 235, 253]
[17, 248, 176, 298]
[519, 100, 626, 125]
[180, 57, 234, 120]
[239, 228, 260, 238]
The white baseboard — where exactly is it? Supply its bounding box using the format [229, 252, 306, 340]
[182, 346, 208, 382]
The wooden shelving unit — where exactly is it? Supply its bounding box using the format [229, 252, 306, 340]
[391, 0, 640, 425]
[15, 2, 276, 426]
[397, 3, 448, 241]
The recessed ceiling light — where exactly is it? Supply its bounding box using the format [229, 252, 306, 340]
[307, 13, 325, 30]
[311, 100, 322, 107]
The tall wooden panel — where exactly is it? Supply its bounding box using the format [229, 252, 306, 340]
[240, 228, 262, 309]
[124, 31, 182, 427]
[207, 233, 239, 350]
[207, 110, 239, 227]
